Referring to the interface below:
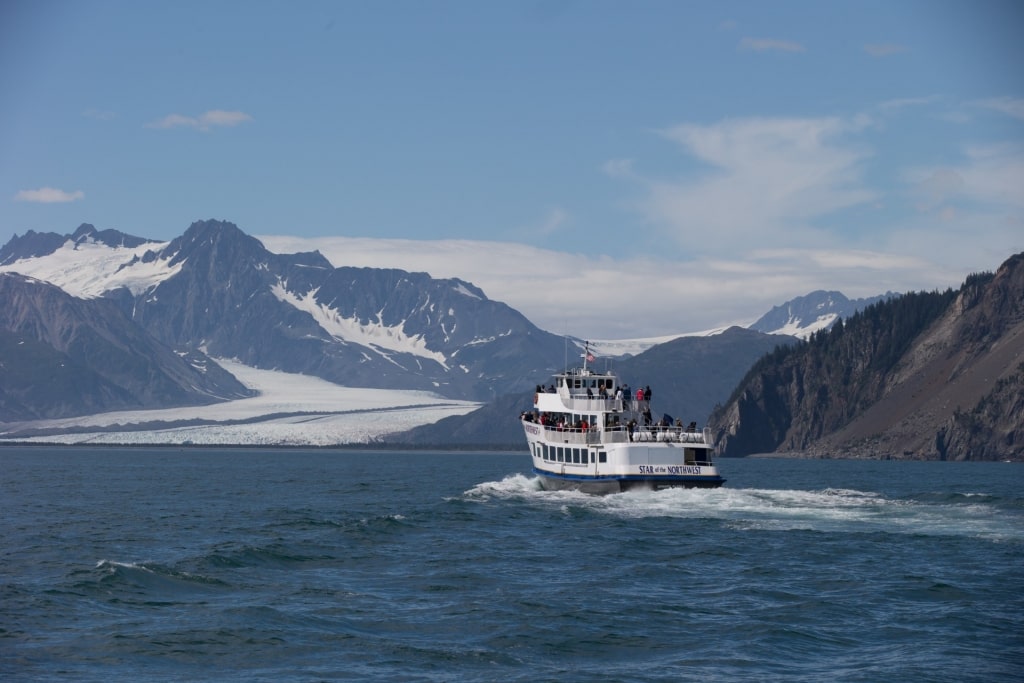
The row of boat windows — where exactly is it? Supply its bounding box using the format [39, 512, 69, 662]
[534, 443, 607, 464]
[559, 376, 615, 391]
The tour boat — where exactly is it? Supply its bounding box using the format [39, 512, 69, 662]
[520, 345, 725, 493]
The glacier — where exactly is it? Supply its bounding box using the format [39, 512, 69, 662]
[0, 359, 480, 446]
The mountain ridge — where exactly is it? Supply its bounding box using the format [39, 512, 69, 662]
[708, 254, 1024, 460]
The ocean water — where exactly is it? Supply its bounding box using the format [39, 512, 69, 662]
[1, 448, 1022, 682]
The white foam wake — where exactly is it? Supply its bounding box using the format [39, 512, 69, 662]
[463, 478, 1021, 541]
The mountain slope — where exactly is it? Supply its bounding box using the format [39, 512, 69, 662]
[0, 273, 251, 420]
[708, 254, 1024, 460]
[125, 220, 567, 400]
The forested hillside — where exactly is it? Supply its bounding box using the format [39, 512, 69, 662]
[708, 253, 1023, 460]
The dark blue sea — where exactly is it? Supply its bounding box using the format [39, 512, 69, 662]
[2, 447, 1022, 682]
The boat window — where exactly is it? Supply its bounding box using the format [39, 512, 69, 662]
[573, 448, 581, 464]
[598, 451, 607, 463]
[557, 447, 564, 462]
[590, 451, 595, 463]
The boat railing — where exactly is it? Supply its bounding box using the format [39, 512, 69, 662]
[538, 425, 591, 445]
[563, 395, 626, 412]
[603, 425, 710, 445]
[632, 428, 706, 444]
[533, 422, 711, 447]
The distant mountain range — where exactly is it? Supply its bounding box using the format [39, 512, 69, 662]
[748, 290, 897, 339]
[0, 220, 571, 418]
[0, 219, 908, 450]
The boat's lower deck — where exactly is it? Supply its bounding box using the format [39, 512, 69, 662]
[535, 470, 725, 494]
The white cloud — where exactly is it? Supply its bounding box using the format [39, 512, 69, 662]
[640, 116, 875, 248]
[146, 109, 253, 131]
[536, 207, 569, 235]
[876, 96, 939, 112]
[256, 235, 966, 340]
[864, 43, 908, 57]
[601, 158, 635, 179]
[14, 187, 85, 203]
[972, 97, 1024, 121]
[250, 105, 1021, 339]
[904, 142, 1024, 212]
[739, 38, 805, 53]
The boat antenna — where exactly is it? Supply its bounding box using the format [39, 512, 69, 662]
[582, 340, 590, 372]
[563, 333, 568, 373]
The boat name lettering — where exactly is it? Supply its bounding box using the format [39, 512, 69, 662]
[639, 465, 702, 475]
[524, 424, 540, 435]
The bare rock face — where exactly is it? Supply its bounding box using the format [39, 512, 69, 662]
[0, 272, 251, 420]
[709, 253, 1024, 460]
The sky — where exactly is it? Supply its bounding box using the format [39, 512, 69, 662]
[2, 0, 1022, 339]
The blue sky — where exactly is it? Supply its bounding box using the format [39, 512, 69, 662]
[2, 0, 1022, 338]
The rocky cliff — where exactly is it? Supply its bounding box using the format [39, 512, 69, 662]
[0, 272, 251, 420]
[709, 253, 1024, 460]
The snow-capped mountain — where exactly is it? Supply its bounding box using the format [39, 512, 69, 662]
[748, 290, 897, 340]
[0, 219, 898, 432]
[0, 220, 568, 413]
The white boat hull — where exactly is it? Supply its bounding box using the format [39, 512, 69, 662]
[523, 426, 725, 493]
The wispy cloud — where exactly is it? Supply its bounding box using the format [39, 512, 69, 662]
[876, 96, 939, 112]
[256, 235, 957, 339]
[601, 158, 635, 179]
[641, 116, 874, 249]
[532, 207, 569, 236]
[972, 96, 1024, 121]
[904, 142, 1024, 213]
[14, 187, 85, 203]
[864, 43, 908, 57]
[146, 109, 253, 131]
[739, 37, 805, 53]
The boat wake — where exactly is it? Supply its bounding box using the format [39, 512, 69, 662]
[464, 475, 1022, 541]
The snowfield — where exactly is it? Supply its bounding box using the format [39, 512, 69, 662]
[0, 360, 480, 446]
[0, 238, 180, 297]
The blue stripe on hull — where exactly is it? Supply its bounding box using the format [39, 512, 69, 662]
[534, 468, 725, 494]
